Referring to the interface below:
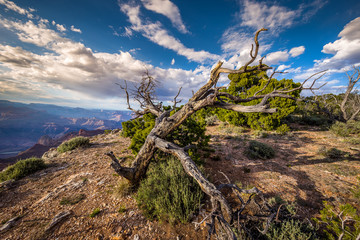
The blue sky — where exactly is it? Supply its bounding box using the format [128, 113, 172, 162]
[0, 0, 359, 110]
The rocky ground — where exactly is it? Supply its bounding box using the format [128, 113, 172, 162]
[0, 124, 359, 239]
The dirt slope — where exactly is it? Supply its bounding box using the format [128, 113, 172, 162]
[0, 131, 206, 240]
[0, 125, 359, 239]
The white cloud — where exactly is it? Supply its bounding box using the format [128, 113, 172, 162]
[238, 0, 326, 34]
[304, 17, 360, 73]
[141, 0, 188, 34]
[277, 64, 291, 71]
[240, 0, 297, 32]
[0, 16, 213, 107]
[0, 18, 65, 47]
[119, 3, 219, 63]
[220, 0, 321, 71]
[265, 50, 289, 65]
[289, 46, 305, 57]
[56, 23, 66, 32]
[71, 25, 82, 33]
[171, 58, 175, 65]
[0, 0, 34, 18]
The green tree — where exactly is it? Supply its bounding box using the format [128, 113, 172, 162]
[216, 66, 301, 130]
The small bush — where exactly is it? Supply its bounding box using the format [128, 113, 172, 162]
[317, 147, 344, 159]
[136, 157, 203, 224]
[0, 157, 46, 182]
[89, 208, 101, 218]
[113, 178, 133, 198]
[330, 120, 360, 137]
[252, 130, 268, 138]
[245, 140, 275, 160]
[57, 136, 90, 153]
[266, 219, 318, 240]
[104, 129, 111, 134]
[276, 124, 290, 135]
[314, 201, 360, 240]
[118, 205, 127, 213]
[204, 115, 218, 126]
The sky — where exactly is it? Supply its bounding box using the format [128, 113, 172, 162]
[0, 0, 359, 110]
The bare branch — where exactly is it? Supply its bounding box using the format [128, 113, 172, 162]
[244, 28, 268, 71]
[213, 102, 276, 113]
[173, 87, 182, 108]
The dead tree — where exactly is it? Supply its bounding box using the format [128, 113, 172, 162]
[339, 66, 360, 122]
[106, 28, 323, 239]
[312, 66, 360, 122]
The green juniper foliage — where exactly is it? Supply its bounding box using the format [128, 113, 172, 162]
[0, 157, 46, 182]
[57, 136, 90, 153]
[315, 201, 360, 240]
[215, 65, 300, 130]
[121, 107, 209, 163]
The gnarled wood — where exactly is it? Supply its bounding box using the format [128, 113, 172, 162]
[106, 28, 325, 239]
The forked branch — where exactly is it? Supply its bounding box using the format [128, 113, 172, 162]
[108, 28, 327, 240]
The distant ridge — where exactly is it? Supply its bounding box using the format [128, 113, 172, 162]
[0, 100, 131, 159]
[0, 129, 105, 170]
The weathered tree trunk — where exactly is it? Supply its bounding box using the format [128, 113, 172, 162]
[106, 28, 324, 239]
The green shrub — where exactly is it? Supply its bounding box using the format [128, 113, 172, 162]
[0, 157, 46, 182]
[216, 66, 301, 130]
[330, 120, 360, 137]
[89, 208, 101, 218]
[314, 201, 360, 240]
[136, 157, 204, 224]
[317, 147, 344, 159]
[121, 107, 209, 164]
[104, 129, 111, 134]
[266, 219, 318, 240]
[118, 205, 127, 213]
[57, 136, 90, 153]
[204, 115, 218, 126]
[252, 130, 268, 138]
[245, 140, 275, 160]
[276, 124, 290, 135]
[113, 178, 133, 198]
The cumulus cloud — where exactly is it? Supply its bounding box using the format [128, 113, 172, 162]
[70, 25, 82, 33]
[0, 0, 34, 18]
[303, 17, 360, 73]
[56, 23, 66, 32]
[0, 45, 40, 67]
[0, 13, 213, 107]
[140, 0, 188, 33]
[277, 64, 291, 71]
[265, 50, 289, 65]
[220, 0, 320, 71]
[119, 3, 219, 63]
[289, 46, 305, 57]
[240, 0, 297, 32]
[238, 0, 326, 34]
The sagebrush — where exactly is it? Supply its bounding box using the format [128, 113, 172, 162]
[245, 140, 275, 160]
[136, 156, 204, 224]
[57, 136, 90, 153]
[0, 157, 46, 182]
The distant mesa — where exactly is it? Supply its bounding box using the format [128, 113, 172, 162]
[0, 100, 132, 169]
